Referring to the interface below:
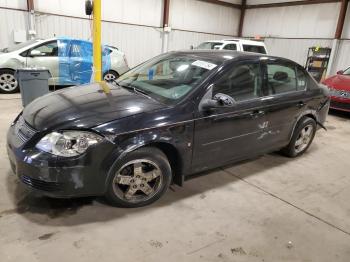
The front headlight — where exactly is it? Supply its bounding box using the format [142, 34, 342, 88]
[36, 131, 103, 157]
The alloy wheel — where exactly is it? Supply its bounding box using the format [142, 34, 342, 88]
[0, 73, 18, 92]
[294, 124, 314, 154]
[112, 159, 163, 203]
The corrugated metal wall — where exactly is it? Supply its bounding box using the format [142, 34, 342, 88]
[264, 38, 333, 66]
[0, 0, 26, 9]
[243, 3, 340, 38]
[333, 40, 350, 72]
[169, 0, 240, 36]
[243, 2, 350, 74]
[0, 8, 28, 48]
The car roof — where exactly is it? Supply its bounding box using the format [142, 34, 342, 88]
[170, 50, 297, 65]
[203, 39, 266, 46]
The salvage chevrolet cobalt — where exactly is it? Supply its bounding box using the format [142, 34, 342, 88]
[7, 50, 330, 207]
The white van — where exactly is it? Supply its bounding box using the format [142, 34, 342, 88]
[196, 39, 268, 54]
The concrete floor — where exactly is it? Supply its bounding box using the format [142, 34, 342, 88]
[0, 94, 350, 262]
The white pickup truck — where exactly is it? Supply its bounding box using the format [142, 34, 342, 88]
[196, 39, 268, 54]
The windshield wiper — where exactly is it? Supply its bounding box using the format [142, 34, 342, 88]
[118, 83, 159, 102]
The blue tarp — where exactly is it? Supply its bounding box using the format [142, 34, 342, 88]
[57, 37, 111, 85]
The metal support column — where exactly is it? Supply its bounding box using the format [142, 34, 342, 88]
[27, 0, 36, 39]
[162, 0, 170, 53]
[93, 0, 102, 82]
[238, 0, 246, 37]
[327, 0, 348, 76]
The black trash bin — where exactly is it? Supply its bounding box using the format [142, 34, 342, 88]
[15, 68, 51, 107]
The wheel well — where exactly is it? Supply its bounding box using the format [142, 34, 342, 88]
[147, 142, 183, 186]
[303, 113, 317, 123]
[0, 68, 16, 74]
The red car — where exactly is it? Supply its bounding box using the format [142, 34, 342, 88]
[323, 67, 350, 112]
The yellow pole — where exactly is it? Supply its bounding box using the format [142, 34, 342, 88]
[93, 0, 102, 81]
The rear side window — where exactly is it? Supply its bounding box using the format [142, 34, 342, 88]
[213, 62, 262, 102]
[243, 44, 266, 54]
[266, 63, 297, 95]
[223, 44, 237, 50]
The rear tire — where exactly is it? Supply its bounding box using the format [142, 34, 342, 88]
[105, 147, 172, 208]
[0, 69, 19, 93]
[282, 117, 316, 157]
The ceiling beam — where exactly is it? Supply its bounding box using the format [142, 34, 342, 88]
[246, 0, 341, 9]
[198, 0, 242, 9]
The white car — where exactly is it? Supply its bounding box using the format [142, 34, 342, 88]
[196, 39, 268, 54]
[0, 37, 129, 93]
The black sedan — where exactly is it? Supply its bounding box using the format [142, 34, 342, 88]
[7, 50, 330, 207]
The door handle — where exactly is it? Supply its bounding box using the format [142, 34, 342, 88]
[250, 110, 265, 118]
[297, 101, 305, 108]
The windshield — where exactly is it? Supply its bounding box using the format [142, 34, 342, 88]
[1, 39, 40, 53]
[196, 42, 223, 50]
[116, 54, 219, 104]
[343, 67, 350, 75]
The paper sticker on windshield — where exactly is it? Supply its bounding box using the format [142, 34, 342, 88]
[191, 60, 217, 70]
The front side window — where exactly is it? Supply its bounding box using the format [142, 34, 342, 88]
[242, 44, 266, 54]
[117, 54, 219, 104]
[266, 63, 297, 95]
[223, 44, 237, 50]
[213, 62, 262, 102]
[30, 41, 58, 57]
[197, 42, 223, 50]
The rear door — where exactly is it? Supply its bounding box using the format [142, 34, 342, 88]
[68, 40, 93, 85]
[192, 59, 270, 172]
[260, 59, 308, 150]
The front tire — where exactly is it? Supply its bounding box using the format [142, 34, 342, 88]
[0, 69, 19, 93]
[105, 147, 172, 207]
[282, 117, 317, 157]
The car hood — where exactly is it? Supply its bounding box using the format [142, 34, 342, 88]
[323, 74, 350, 91]
[22, 83, 167, 131]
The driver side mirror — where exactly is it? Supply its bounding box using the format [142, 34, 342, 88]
[199, 85, 236, 111]
[337, 70, 344, 75]
[29, 50, 41, 57]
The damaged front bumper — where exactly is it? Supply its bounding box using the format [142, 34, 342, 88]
[6, 124, 114, 198]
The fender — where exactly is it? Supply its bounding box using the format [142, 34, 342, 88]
[101, 122, 194, 191]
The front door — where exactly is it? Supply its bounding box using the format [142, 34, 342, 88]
[192, 60, 269, 173]
[25, 40, 59, 85]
